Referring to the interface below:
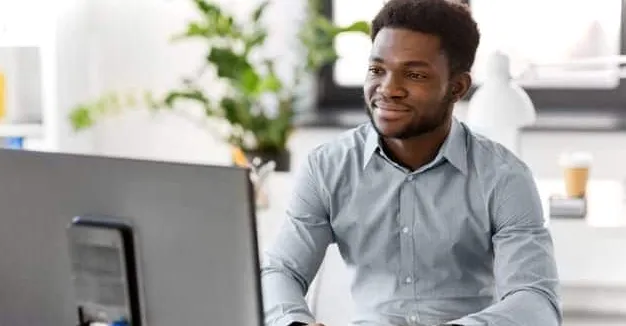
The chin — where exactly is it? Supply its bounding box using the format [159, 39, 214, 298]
[372, 119, 410, 138]
[374, 118, 442, 139]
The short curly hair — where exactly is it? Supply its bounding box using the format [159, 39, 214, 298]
[371, 0, 480, 74]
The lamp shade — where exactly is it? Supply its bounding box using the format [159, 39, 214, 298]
[466, 51, 536, 155]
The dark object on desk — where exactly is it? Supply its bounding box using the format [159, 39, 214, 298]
[549, 195, 587, 218]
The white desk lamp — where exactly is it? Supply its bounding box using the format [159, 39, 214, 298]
[466, 51, 536, 156]
[467, 49, 626, 156]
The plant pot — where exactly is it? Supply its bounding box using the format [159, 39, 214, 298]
[244, 149, 291, 172]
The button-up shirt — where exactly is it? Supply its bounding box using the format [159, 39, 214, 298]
[261, 118, 561, 326]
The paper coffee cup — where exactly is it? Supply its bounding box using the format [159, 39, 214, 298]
[559, 152, 592, 198]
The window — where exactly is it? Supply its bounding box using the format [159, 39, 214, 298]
[319, 0, 626, 113]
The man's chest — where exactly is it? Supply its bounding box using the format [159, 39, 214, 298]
[327, 168, 493, 269]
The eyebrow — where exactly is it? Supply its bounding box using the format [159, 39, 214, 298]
[369, 56, 432, 68]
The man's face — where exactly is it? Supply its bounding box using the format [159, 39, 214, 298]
[364, 28, 457, 139]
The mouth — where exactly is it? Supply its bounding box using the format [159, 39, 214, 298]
[372, 101, 411, 112]
[372, 102, 411, 120]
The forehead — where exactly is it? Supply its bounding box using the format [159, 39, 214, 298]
[371, 27, 448, 69]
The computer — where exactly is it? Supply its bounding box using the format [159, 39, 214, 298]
[0, 148, 263, 326]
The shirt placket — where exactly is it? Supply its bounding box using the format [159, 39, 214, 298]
[399, 172, 419, 322]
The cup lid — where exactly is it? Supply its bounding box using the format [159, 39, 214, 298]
[559, 151, 593, 167]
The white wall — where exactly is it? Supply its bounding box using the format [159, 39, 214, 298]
[58, 0, 307, 165]
[55, 0, 98, 153]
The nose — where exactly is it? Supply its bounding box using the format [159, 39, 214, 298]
[378, 74, 407, 99]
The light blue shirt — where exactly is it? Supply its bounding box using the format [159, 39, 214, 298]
[261, 118, 561, 326]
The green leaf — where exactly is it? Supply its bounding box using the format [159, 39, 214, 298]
[207, 48, 247, 79]
[207, 47, 262, 95]
[193, 0, 222, 17]
[163, 89, 209, 108]
[221, 97, 252, 128]
[306, 47, 338, 72]
[171, 22, 208, 41]
[215, 14, 237, 36]
[240, 68, 261, 94]
[69, 106, 95, 131]
[221, 98, 240, 125]
[341, 21, 371, 34]
[180, 1, 241, 39]
[306, 0, 322, 13]
[244, 30, 267, 54]
[252, 0, 270, 23]
[314, 16, 338, 35]
[257, 74, 282, 93]
[161, 88, 220, 118]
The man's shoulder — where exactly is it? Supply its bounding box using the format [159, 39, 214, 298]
[462, 125, 538, 211]
[464, 123, 532, 179]
[308, 123, 371, 165]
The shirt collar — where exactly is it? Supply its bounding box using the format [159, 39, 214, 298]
[362, 118, 468, 174]
[440, 118, 468, 174]
[363, 124, 380, 169]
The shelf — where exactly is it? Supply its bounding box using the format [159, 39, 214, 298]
[0, 123, 43, 137]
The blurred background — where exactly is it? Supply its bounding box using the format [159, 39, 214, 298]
[1, 0, 625, 325]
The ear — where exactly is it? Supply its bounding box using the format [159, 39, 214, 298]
[449, 72, 472, 102]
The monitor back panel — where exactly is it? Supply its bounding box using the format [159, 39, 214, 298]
[0, 149, 262, 326]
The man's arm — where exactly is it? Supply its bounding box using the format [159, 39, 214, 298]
[261, 152, 334, 326]
[448, 167, 562, 326]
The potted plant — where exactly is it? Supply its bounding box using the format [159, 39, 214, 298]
[68, 0, 370, 172]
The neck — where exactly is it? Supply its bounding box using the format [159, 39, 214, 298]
[382, 119, 452, 171]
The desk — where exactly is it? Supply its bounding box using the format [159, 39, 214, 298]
[538, 179, 626, 228]
[537, 180, 626, 287]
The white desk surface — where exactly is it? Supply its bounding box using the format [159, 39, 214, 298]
[538, 179, 626, 228]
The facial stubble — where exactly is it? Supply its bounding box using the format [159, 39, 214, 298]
[366, 88, 455, 140]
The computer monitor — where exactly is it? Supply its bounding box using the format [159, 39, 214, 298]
[0, 148, 263, 326]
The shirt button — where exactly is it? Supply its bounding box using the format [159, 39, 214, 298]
[402, 227, 410, 234]
[405, 276, 413, 284]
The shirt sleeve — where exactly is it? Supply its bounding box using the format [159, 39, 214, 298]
[447, 167, 562, 326]
[261, 151, 334, 326]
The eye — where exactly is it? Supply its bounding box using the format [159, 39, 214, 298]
[368, 66, 384, 75]
[407, 72, 427, 80]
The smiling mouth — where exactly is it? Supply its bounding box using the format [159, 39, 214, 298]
[373, 101, 411, 112]
[376, 105, 409, 112]
[373, 106, 411, 120]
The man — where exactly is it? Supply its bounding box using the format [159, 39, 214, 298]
[261, 0, 561, 325]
